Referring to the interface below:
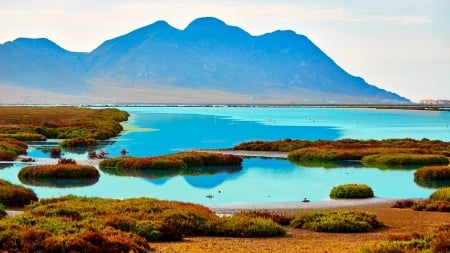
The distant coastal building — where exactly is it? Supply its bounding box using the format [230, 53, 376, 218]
[420, 99, 450, 105]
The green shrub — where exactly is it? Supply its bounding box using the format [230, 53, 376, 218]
[429, 187, 450, 201]
[330, 184, 374, 199]
[0, 179, 38, 207]
[290, 210, 384, 233]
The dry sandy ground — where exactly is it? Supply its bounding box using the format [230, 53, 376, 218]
[152, 200, 450, 253]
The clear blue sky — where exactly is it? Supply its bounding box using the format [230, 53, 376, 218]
[1, 0, 449, 102]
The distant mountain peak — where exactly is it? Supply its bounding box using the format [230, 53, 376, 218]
[0, 17, 410, 104]
[185, 17, 227, 29]
[11, 37, 65, 51]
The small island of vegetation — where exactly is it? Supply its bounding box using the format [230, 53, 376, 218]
[99, 151, 242, 177]
[18, 159, 100, 188]
[330, 184, 374, 199]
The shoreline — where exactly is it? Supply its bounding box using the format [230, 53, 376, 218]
[209, 197, 400, 214]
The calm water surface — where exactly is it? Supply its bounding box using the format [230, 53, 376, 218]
[1, 106, 449, 206]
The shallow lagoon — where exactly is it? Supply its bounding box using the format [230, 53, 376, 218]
[1, 106, 449, 206]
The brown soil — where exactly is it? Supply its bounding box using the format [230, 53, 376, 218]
[152, 201, 450, 253]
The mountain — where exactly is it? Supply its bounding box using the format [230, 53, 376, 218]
[0, 17, 410, 104]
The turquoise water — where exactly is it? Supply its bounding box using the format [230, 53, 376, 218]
[1, 106, 449, 205]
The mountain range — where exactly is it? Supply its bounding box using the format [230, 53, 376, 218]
[0, 17, 410, 104]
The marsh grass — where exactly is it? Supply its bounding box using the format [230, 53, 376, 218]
[0, 137, 27, 161]
[0, 179, 38, 207]
[18, 164, 100, 180]
[0, 195, 285, 252]
[0, 107, 128, 150]
[236, 138, 450, 169]
[290, 209, 384, 233]
[99, 152, 243, 176]
[360, 224, 450, 253]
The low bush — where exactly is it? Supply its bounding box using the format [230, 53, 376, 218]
[0, 179, 38, 207]
[290, 210, 384, 233]
[330, 184, 374, 199]
[429, 187, 450, 201]
[18, 164, 99, 180]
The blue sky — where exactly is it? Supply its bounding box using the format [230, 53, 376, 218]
[1, 0, 449, 102]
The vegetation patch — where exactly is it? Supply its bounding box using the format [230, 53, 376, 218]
[392, 188, 450, 212]
[0, 195, 285, 252]
[235, 138, 450, 169]
[0, 204, 6, 219]
[0, 179, 38, 207]
[0, 137, 28, 161]
[360, 224, 450, 253]
[0, 106, 129, 150]
[430, 187, 450, 201]
[290, 209, 384, 233]
[361, 154, 448, 167]
[415, 165, 450, 180]
[100, 152, 242, 175]
[330, 184, 374, 199]
[19, 164, 99, 180]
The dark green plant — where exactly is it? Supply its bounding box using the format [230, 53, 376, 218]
[330, 184, 374, 199]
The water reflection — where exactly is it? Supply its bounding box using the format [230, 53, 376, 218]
[19, 177, 99, 188]
[414, 179, 450, 189]
[101, 165, 242, 186]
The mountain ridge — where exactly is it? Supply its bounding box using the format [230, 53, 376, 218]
[0, 17, 410, 104]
